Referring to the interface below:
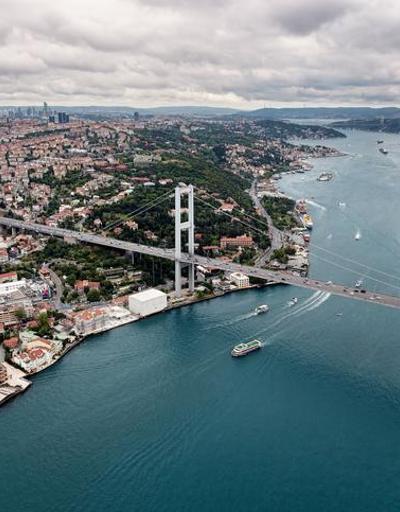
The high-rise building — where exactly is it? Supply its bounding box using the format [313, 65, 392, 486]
[57, 112, 70, 124]
[134, 111, 140, 121]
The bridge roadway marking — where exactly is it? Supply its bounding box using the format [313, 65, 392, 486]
[1, 216, 400, 310]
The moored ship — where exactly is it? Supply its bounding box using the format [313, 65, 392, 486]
[231, 339, 263, 357]
[302, 214, 313, 229]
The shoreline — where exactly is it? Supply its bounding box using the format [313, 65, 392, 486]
[0, 282, 281, 408]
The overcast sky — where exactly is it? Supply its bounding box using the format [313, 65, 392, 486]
[0, 0, 399, 108]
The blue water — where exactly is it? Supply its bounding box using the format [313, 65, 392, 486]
[2, 130, 400, 512]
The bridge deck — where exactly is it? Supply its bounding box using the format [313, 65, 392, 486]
[1, 216, 399, 310]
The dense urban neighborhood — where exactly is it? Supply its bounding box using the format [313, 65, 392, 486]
[0, 107, 344, 403]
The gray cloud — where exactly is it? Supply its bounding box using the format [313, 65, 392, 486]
[0, 0, 399, 107]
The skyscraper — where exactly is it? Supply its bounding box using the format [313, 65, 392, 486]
[57, 112, 70, 123]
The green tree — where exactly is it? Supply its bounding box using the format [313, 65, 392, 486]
[36, 312, 52, 336]
[86, 288, 101, 302]
[14, 308, 27, 320]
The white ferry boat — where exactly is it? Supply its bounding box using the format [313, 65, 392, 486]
[255, 304, 269, 314]
[231, 339, 263, 357]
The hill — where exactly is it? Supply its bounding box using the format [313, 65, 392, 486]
[330, 117, 400, 134]
[235, 107, 400, 121]
[255, 120, 345, 139]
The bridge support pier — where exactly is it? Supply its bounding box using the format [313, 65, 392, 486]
[175, 184, 195, 298]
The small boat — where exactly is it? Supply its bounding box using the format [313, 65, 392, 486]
[317, 172, 334, 182]
[231, 339, 263, 357]
[379, 147, 388, 155]
[354, 230, 361, 240]
[288, 297, 298, 306]
[377, 140, 384, 144]
[255, 304, 269, 314]
[336, 313, 343, 317]
[355, 279, 363, 288]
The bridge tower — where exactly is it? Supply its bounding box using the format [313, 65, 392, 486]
[175, 184, 195, 298]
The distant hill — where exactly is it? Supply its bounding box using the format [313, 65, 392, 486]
[330, 117, 400, 134]
[235, 107, 400, 121]
[256, 120, 346, 139]
[40, 105, 240, 117]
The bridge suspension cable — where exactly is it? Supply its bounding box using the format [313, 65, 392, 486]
[310, 243, 400, 283]
[193, 187, 271, 232]
[103, 189, 174, 232]
[194, 194, 269, 239]
[196, 187, 400, 286]
[312, 253, 400, 293]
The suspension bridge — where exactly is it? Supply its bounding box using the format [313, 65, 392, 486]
[1, 184, 400, 309]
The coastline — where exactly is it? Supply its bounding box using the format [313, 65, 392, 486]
[0, 138, 344, 409]
[0, 281, 281, 408]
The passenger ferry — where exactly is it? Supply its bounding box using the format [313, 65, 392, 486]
[255, 304, 269, 314]
[231, 339, 263, 357]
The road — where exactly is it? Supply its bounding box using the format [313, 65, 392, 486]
[1, 216, 400, 310]
[47, 267, 64, 309]
[186, 254, 400, 310]
[249, 179, 284, 265]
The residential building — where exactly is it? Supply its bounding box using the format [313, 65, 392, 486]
[72, 308, 108, 335]
[229, 272, 250, 288]
[74, 280, 101, 294]
[220, 235, 254, 249]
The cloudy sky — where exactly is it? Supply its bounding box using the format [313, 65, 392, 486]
[0, 0, 399, 108]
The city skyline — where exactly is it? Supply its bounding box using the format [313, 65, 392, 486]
[0, 0, 399, 108]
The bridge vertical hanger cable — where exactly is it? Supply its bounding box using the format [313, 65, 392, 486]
[193, 186, 271, 232]
[103, 189, 174, 232]
[312, 253, 400, 292]
[194, 195, 269, 239]
[195, 187, 400, 284]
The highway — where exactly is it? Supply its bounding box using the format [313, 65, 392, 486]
[1, 216, 400, 310]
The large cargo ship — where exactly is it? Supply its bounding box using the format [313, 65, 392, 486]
[231, 339, 263, 357]
[302, 214, 313, 229]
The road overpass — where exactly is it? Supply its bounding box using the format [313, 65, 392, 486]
[1, 216, 400, 310]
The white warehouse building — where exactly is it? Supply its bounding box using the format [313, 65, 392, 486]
[128, 289, 168, 317]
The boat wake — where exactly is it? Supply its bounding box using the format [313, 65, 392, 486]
[254, 291, 331, 338]
[204, 311, 257, 330]
[305, 199, 326, 211]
